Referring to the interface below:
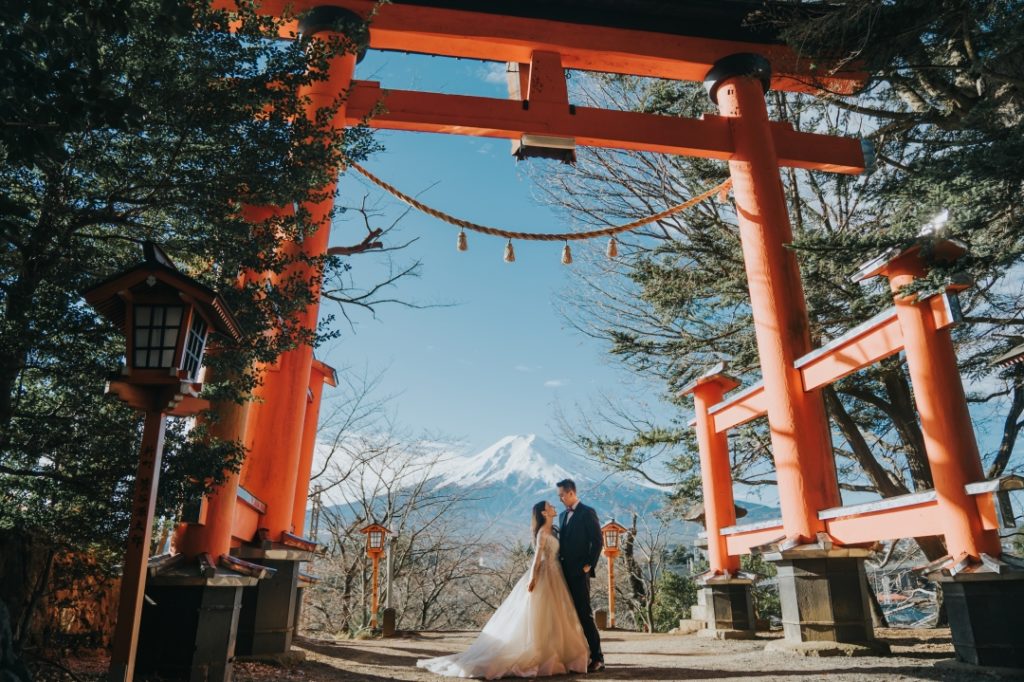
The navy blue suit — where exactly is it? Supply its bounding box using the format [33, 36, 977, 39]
[558, 502, 603, 663]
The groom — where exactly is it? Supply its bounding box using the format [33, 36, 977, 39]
[556, 478, 605, 673]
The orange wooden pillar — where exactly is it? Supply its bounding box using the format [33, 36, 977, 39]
[171, 400, 251, 559]
[680, 365, 754, 637]
[234, 11, 366, 659]
[707, 54, 840, 543]
[240, 36, 358, 543]
[291, 358, 337, 537]
[706, 55, 875, 649]
[172, 204, 285, 561]
[679, 365, 741, 576]
[864, 240, 1000, 561]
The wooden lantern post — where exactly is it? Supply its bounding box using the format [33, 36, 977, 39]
[83, 243, 241, 682]
[601, 520, 628, 629]
[361, 523, 390, 629]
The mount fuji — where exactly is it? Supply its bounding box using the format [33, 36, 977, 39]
[424, 434, 672, 537]
[316, 434, 776, 544]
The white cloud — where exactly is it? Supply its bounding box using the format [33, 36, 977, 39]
[544, 379, 565, 388]
[515, 364, 537, 373]
[478, 62, 508, 85]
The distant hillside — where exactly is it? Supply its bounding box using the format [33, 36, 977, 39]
[318, 434, 777, 545]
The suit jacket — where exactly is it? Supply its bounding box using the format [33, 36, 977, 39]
[558, 502, 603, 579]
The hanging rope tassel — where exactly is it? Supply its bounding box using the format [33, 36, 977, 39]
[561, 242, 573, 265]
[504, 239, 516, 263]
[457, 230, 468, 252]
[606, 237, 618, 259]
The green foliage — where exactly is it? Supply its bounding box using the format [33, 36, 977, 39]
[0, 0, 378, 554]
[741, 554, 780, 622]
[651, 570, 698, 632]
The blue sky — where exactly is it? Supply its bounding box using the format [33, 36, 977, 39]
[320, 51, 655, 455]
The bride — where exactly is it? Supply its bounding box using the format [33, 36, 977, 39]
[417, 501, 590, 679]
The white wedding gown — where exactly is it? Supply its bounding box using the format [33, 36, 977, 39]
[417, 531, 590, 679]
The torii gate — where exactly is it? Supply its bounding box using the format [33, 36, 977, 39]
[129, 2, 1021, 680]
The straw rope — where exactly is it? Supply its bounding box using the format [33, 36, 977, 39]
[348, 162, 731, 242]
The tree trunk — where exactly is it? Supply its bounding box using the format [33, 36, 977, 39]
[882, 368, 933, 490]
[824, 388, 909, 498]
[986, 375, 1024, 479]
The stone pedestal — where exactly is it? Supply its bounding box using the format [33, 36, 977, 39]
[136, 573, 255, 682]
[293, 585, 304, 633]
[382, 607, 397, 637]
[941, 573, 1024, 668]
[698, 580, 755, 639]
[773, 553, 878, 647]
[232, 545, 312, 658]
[235, 558, 301, 657]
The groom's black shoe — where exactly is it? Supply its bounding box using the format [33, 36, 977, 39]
[587, 660, 605, 673]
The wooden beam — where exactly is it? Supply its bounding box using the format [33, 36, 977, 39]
[721, 520, 785, 556]
[215, 0, 865, 95]
[796, 292, 961, 391]
[823, 499, 943, 545]
[708, 382, 766, 433]
[344, 82, 865, 174]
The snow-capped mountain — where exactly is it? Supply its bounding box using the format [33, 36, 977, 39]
[316, 433, 777, 543]
[424, 434, 670, 536]
[432, 434, 637, 491]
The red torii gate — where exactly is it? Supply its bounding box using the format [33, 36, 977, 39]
[133, 1, 1022, 680]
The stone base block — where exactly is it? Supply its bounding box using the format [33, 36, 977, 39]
[136, 583, 243, 681]
[382, 607, 397, 637]
[698, 627, 757, 640]
[701, 582, 755, 635]
[676, 619, 705, 635]
[942, 574, 1024, 668]
[764, 639, 890, 657]
[774, 556, 875, 645]
[236, 558, 300, 657]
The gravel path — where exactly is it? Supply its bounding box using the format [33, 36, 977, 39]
[222, 629, 1022, 682]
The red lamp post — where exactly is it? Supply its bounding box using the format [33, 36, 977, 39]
[601, 520, 628, 629]
[361, 523, 390, 629]
[83, 243, 241, 682]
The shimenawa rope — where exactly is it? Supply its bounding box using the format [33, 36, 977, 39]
[348, 162, 731, 246]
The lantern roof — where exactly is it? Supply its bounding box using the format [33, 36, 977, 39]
[680, 501, 748, 524]
[360, 522, 390, 535]
[601, 519, 628, 533]
[83, 242, 242, 342]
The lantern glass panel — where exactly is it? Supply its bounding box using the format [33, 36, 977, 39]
[369, 531, 382, 549]
[604, 530, 618, 547]
[180, 314, 209, 381]
[133, 304, 184, 369]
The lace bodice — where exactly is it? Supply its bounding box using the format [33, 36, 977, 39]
[535, 531, 559, 560]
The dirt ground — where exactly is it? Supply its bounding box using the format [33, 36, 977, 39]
[50, 628, 1022, 682]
